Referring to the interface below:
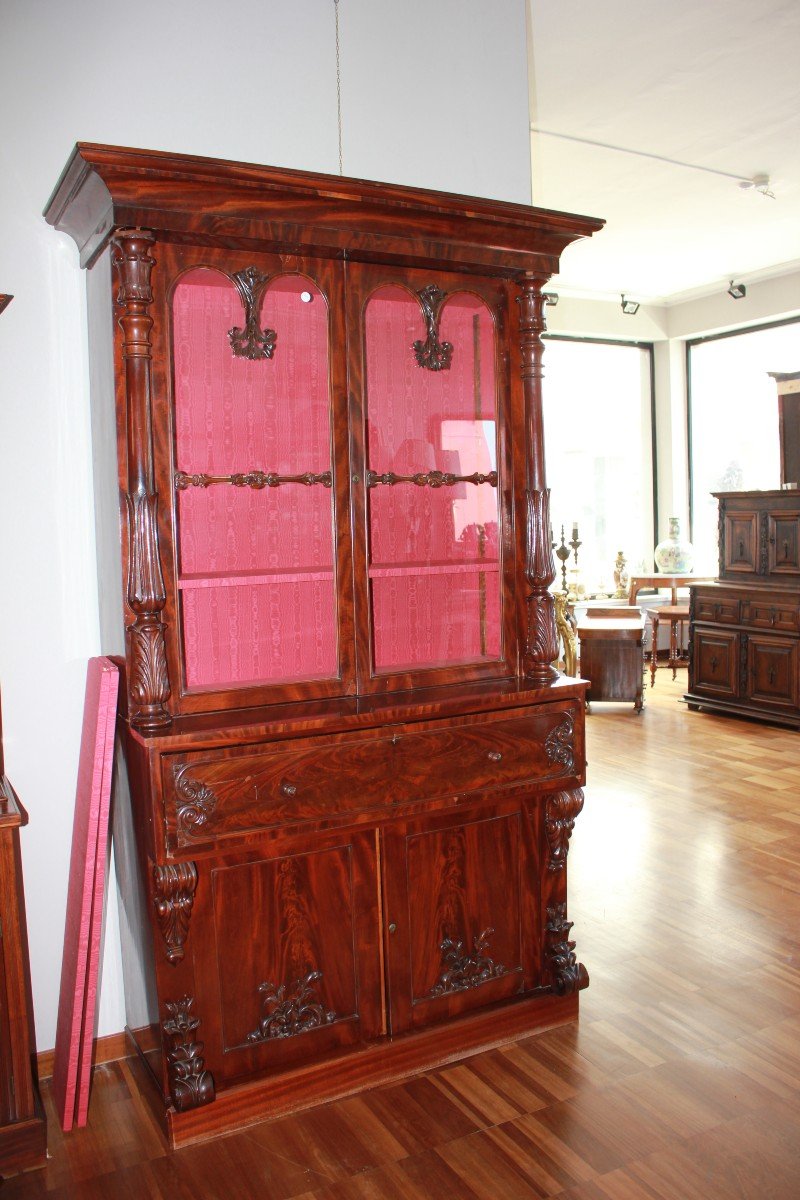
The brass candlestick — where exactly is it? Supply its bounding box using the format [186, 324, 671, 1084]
[554, 525, 571, 594]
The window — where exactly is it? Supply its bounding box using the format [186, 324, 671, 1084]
[542, 337, 655, 596]
[688, 319, 800, 574]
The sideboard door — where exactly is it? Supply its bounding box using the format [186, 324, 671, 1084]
[189, 831, 383, 1087]
[382, 805, 539, 1035]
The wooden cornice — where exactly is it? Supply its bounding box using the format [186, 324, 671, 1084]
[43, 143, 604, 273]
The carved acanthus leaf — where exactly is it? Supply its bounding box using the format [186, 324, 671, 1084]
[546, 903, 589, 996]
[163, 996, 215, 1111]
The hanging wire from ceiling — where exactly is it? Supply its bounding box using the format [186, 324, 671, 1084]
[530, 126, 775, 196]
[334, 0, 343, 175]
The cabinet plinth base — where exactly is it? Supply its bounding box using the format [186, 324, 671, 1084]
[684, 691, 800, 729]
[137, 991, 579, 1149]
[0, 1091, 47, 1178]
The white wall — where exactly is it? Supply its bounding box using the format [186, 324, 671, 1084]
[0, 0, 532, 1051]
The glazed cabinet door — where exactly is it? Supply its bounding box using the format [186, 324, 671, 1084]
[382, 805, 540, 1034]
[346, 263, 517, 693]
[187, 831, 383, 1088]
[149, 243, 355, 716]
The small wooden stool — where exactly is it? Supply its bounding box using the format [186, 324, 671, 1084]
[649, 604, 690, 683]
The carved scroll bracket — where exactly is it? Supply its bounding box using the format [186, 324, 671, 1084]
[544, 713, 576, 776]
[228, 266, 277, 360]
[153, 862, 198, 964]
[163, 996, 215, 1112]
[172, 766, 217, 841]
[545, 789, 584, 871]
[413, 284, 453, 372]
[546, 902, 589, 996]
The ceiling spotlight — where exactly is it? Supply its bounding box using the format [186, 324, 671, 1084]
[727, 280, 747, 300]
[543, 291, 559, 307]
[621, 294, 639, 315]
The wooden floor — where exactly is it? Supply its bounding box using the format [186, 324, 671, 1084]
[5, 671, 800, 1198]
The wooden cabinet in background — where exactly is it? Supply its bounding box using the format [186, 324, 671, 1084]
[0, 700, 46, 1177]
[688, 489, 800, 727]
[45, 144, 602, 1147]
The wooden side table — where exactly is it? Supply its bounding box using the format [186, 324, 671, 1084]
[629, 574, 714, 606]
[577, 613, 646, 714]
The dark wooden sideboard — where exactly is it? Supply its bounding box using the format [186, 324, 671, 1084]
[44, 145, 603, 1147]
[687, 488, 800, 727]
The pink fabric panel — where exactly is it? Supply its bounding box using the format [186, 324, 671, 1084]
[53, 657, 119, 1131]
[181, 579, 337, 689]
[172, 273, 337, 687]
[371, 570, 501, 670]
[365, 288, 501, 670]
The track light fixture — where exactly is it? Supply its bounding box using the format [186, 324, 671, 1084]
[727, 280, 746, 300]
[621, 294, 639, 315]
[543, 291, 559, 307]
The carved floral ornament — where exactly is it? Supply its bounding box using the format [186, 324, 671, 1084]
[246, 971, 336, 1043]
[425, 928, 508, 998]
[228, 266, 278, 360]
[153, 862, 198, 964]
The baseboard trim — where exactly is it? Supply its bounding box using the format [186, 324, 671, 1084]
[37, 1030, 132, 1081]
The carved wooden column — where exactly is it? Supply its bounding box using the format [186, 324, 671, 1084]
[518, 274, 558, 683]
[113, 231, 171, 730]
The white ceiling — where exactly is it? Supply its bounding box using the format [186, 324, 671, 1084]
[529, 0, 800, 304]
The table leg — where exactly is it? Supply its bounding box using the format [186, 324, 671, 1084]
[650, 613, 659, 686]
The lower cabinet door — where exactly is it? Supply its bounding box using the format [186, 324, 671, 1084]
[382, 806, 539, 1034]
[747, 636, 799, 709]
[692, 628, 739, 697]
[189, 831, 383, 1086]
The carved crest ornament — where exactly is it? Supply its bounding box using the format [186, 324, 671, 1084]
[425, 928, 509, 998]
[246, 971, 337, 1043]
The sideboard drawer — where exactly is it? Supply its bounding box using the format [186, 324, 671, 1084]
[741, 599, 800, 633]
[390, 704, 581, 803]
[164, 703, 582, 848]
[694, 595, 740, 624]
[166, 734, 395, 847]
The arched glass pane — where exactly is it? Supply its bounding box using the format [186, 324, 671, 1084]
[172, 269, 337, 689]
[364, 285, 501, 672]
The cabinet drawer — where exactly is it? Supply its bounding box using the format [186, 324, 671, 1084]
[741, 599, 800, 633]
[164, 703, 581, 848]
[390, 705, 581, 804]
[694, 595, 740, 624]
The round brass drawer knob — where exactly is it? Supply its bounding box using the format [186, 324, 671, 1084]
[388, 922, 397, 934]
[281, 782, 298, 797]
